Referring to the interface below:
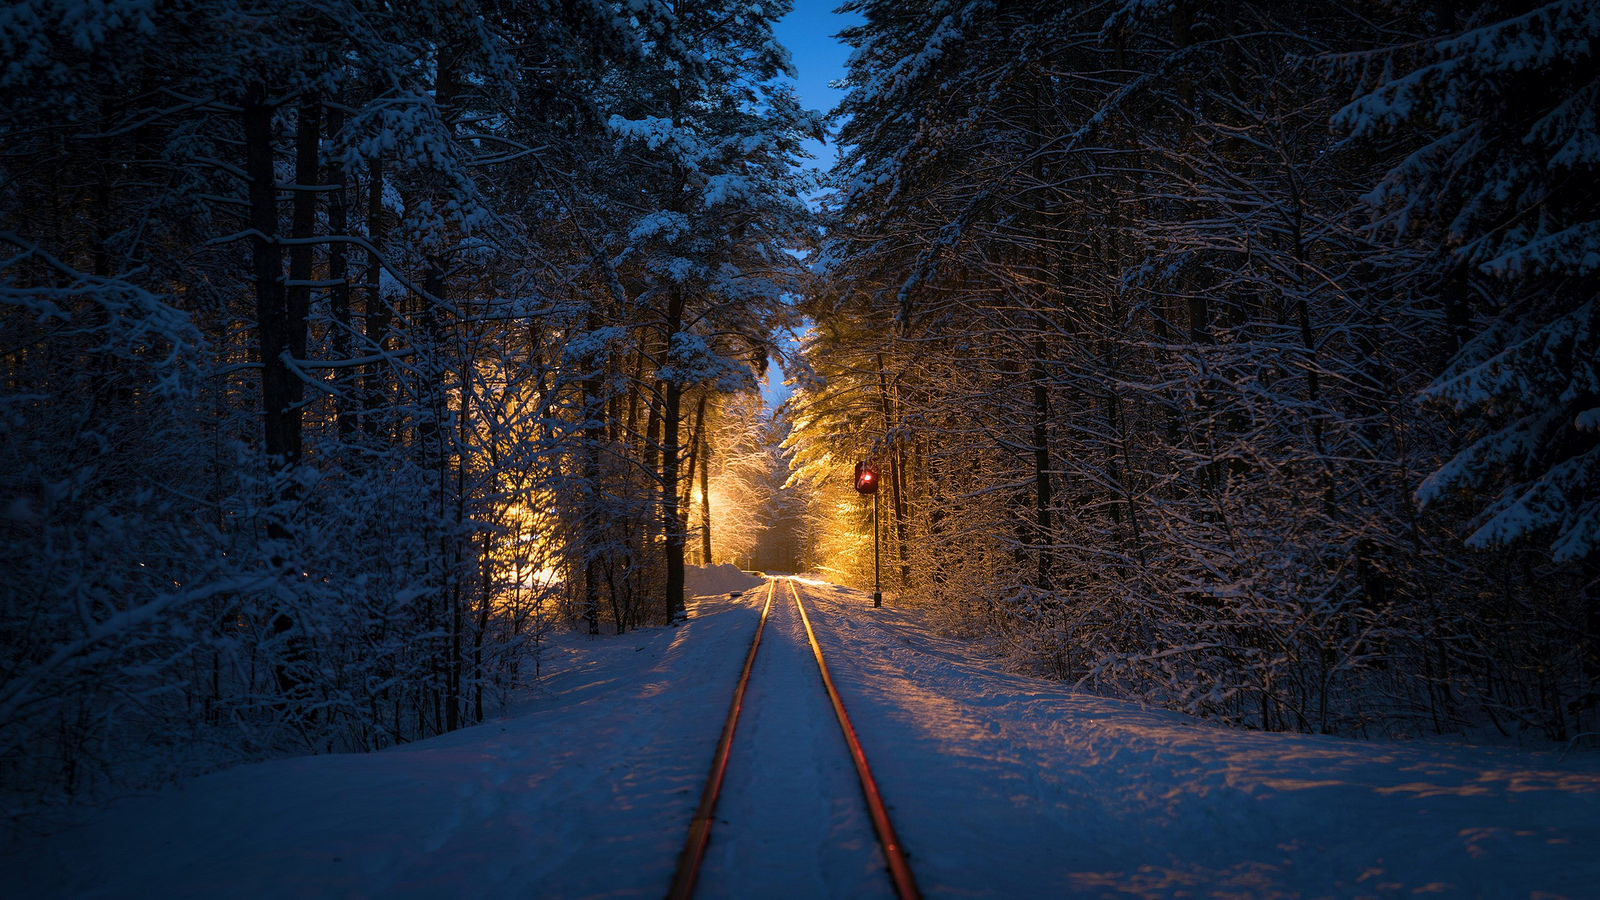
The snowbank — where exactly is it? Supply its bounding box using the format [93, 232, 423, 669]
[792, 578, 1600, 898]
[1, 590, 771, 899]
[7, 574, 1597, 898]
[683, 563, 765, 598]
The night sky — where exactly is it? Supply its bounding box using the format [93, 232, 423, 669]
[774, 3, 860, 172]
[764, 4, 859, 410]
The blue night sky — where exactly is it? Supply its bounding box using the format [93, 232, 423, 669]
[763, 3, 860, 412]
[774, 2, 860, 172]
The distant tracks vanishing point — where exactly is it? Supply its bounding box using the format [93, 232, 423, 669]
[667, 578, 922, 900]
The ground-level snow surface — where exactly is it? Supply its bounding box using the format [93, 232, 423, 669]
[6, 575, 1599, 898]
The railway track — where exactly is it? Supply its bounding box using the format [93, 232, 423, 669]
[667, 578, 921, 900]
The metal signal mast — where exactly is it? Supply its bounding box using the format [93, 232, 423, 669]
[854, 461, 882, 607]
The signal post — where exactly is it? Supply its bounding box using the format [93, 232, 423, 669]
[854, 460, 882, 607]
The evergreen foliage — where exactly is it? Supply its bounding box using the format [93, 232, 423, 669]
[0, 0, 813, 829]
[793, 0, 1599, 739]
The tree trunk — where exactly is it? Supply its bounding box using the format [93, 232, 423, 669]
[420, 246, 457, 732]
[244, 85, 295, 474]
[243, 83, 305, 697]
[581, 312, 605, 635]
[700, 417, 713, 565]
[876, 353, 911, 584]
[1030, 331, 1053, 590]
[473, 531, 493, 722]
[662, 288, 687, 621]
[663, 376, 685, 620]
[632, 377, 662, 632]
[681, 392, 706, 522]
[285, 94, 320, 453]
[1025, 69, 1055, 592]
[428, 54, 463, 733]
[362, 154, 390, 439]
[325, 101, 355, 439]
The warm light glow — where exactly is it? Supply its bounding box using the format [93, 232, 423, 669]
[522, 567, 563, 588]
[492, 499, 564, 614]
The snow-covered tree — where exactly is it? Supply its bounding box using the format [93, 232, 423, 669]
[588, 0, 819, 620]
[795, 0, 1597, 738]
[0, 0, 715, 824]
[1341, 1, 1599, 566]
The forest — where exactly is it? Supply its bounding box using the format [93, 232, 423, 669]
[2, 0, 1596, 830]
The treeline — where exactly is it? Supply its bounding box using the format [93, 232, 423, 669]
[0, 0, 813, 825]
[791, 0, 1598, 739]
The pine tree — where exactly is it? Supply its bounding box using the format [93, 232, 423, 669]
[597, 0, 818, 621]
[1339, 0, 1600, 730]
[1341, 0, 1599, 565]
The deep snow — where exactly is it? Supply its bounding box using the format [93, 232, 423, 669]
[5, 571, 1599, 898]
[791, 577, 1600, 897]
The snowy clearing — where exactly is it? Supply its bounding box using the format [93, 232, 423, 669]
[5, 575, 1599, 898]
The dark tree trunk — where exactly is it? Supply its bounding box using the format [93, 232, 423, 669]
[663, 378, 685, 620]
[243, 85, 296, 474]
[362, 154, 390, 439]
[325, 101, 355, 439]
[630, 376, 662, 633]
[1030, 331, 1053, 591]
[243, 83, 306, 698]
[428, 51, 464, 734]
[581, 312, 605, 635]
[473, 531, 492, 723]
[285, 94, 320, 453]
[1025, 70, 1056, 592]
[877, 353, 911, 584]
[662, 288, 687, 622]
[681, 392, 706, 518]
[700, 416, 713, 566]
[420, 258, 456, 731]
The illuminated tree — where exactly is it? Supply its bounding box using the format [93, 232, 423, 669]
[797, 0, 1597, 737]
[586, 0, 817, 620]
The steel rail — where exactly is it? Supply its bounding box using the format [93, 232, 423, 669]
[666, 579, 775, 900]
[788, 579, 923, 900]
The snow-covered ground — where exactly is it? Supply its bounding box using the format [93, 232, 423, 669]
[6, 572, 1599, 898]
[794, 578, 1600, 897]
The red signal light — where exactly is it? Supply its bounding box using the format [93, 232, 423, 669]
[854, 460, 880, 494]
